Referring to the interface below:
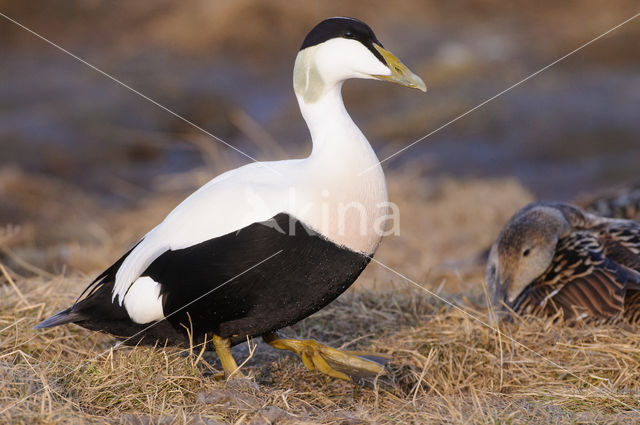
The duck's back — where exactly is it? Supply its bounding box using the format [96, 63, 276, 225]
[515, 227, 640, 322]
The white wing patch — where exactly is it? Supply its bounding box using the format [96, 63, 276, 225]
[113, 234, 169, 303]
[123, 276, 164, 324]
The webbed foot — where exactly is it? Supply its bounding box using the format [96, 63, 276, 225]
[263, 332, 390, 381]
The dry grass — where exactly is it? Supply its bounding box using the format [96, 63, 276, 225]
[2, 2, 640, 421]
[2, 275, 640, 423]
[2, 171, 640, 424]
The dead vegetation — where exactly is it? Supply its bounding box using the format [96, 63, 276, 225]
[2, 171, 640, 424]
[2, 1, 640, 423]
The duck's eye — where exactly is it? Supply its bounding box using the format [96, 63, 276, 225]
[344, 31, 355, 38]
[522, 248, 531, 257]
[488, 264, 496, 277]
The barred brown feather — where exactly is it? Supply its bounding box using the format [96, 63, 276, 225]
[487, 201, 640, 323]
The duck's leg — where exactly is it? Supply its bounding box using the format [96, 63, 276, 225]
[212, 334, 241, 378]
[262, 331, 390, 381]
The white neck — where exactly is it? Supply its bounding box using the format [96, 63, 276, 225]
[297, 83, 381, 171]
[292, 76, 388, 255]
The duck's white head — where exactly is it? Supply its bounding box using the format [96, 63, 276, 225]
[293, 17, 426, 103]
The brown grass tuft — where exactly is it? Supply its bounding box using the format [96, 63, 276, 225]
[2, 173, 640, 423]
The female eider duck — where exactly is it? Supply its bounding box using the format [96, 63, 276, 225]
[486, 201, 640, 323]
[577, 182, 640, 221]
[35, 17, 426, 381]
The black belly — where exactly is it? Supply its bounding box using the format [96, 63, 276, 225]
[75, 213, 371, 346]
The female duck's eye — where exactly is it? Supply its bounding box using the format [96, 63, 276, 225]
[522, 248, 531, 257]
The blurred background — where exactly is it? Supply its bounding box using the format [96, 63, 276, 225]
[1, 0, 639, 293]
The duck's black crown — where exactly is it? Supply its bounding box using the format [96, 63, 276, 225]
[300, 17, 386, 64]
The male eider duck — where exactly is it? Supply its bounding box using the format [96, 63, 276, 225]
[35, 17, 426, 381]
[486, 201, 640, 322]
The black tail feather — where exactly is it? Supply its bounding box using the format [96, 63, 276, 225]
[33, 307, 83, 329]
[34, 272, 190, 347]
[33, 239, 190, 347]
[34, 241, 140, 331]
[75, 241, 141, 303]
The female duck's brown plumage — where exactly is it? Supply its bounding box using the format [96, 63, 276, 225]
[486, 201, 640, 322]
[576, 182, 640, 221]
